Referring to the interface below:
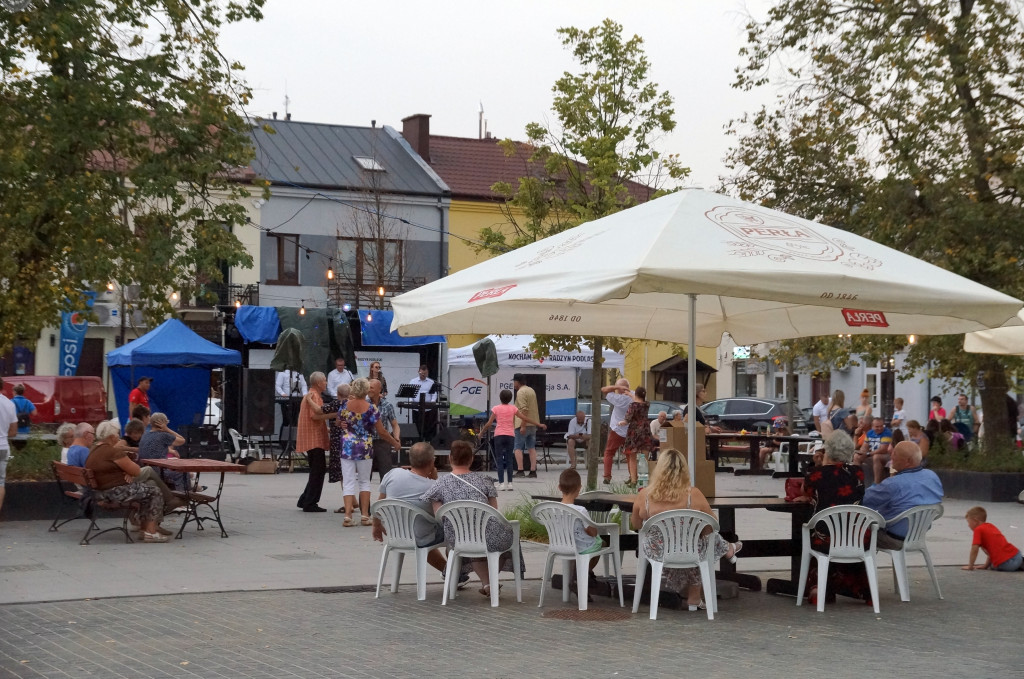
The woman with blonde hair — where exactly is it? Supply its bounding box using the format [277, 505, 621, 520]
[367, 361, 388, 397]
[855, 389, 872, 421]
[321, 377, 401, 526]
[630, 448, 741, 611]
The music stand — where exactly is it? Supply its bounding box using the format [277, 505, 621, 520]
[396, 384, 419, 399]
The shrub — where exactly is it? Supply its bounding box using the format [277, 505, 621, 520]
[927, 438, 1024, 473]
[7, 437, 60, 481]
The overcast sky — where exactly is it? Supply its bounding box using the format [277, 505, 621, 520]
[220, 1, 773, 189]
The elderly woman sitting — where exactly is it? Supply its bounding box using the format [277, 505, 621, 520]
[630, 448, 741, 611]
[798, 430, 867, 605]
[84, 419, 171, 543]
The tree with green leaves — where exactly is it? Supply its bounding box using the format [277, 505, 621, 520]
[725, 0, 1024, 452]
[0, 0, 266, 353]
[480, 19, 688, 488]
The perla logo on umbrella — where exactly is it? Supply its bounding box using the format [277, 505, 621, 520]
[468, 284, 516, 303]
[842, 309, 889, 327]
[706, 206, 881, 270]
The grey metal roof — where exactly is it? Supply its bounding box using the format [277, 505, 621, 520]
[249, 120, 449, 197]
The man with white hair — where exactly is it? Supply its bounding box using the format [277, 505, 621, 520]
[564, 410, 591, 469]
[862, 441, 944, 550]
[66, 422, 96, 467]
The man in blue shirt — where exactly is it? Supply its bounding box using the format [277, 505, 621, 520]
[11, 384, 35, 435]
[66, 423, 96, 467]
[862, 441, 943, 550]
[855, 417, 893, 486]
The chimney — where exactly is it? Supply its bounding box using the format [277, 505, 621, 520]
[401, 113, 431, 161]
[272, 111, 277, 120]
[285, 112, 291, 121]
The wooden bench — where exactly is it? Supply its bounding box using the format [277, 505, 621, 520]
[50, 462, 139, 545]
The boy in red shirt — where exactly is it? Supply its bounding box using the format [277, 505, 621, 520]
[962, 506, 1023, 572]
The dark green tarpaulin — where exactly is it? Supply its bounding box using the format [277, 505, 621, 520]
[275, 307, 357, 377]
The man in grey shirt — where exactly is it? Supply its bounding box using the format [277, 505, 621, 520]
[371, 442, 447, 575]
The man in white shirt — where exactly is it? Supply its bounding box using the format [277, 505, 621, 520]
[408, 364, 436, 402]
[564, 410, 591, 469]
[408, 364, 437, 440]
[275, 369, 308, 426]
[326, 357, 354, 396]
[0, 377, 19, 514]
[812, 391, 831, 432]
[601, 379, 632, 484]
[650, 410, 669, 441]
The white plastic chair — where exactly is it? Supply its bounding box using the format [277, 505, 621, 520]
[877, 503, 944, 602]
[578, 491, 631, 576]
[632, 509, 720, 621]
[796, 504, 885, 613]
[531, 501, 624, 611]
[227, 428, 258, 461]
[435, 500, 522, 608]
[371, 499, 444, 601]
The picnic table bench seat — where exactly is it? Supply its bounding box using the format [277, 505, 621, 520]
[50, 462, 139, 545]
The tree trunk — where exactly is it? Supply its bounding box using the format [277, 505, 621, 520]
[585, 336, 605, 490]
[978, 357, 1012, 453]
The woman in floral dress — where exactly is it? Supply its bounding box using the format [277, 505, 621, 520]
[322, 378, 400, 526]
[630, 447, 741, 611]
[620, 386, 652, 486]
[800, 430, 868, 604]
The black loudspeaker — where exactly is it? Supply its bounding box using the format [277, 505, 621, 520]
[518, 373, 547, 421]
[430, 426, 461, 450]
[400, 422, 420, 446]
[224, 367, 276, 436]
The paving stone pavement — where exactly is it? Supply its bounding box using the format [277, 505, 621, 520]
[0, 568, 1022, 679]
[1, 466, 1022, 677]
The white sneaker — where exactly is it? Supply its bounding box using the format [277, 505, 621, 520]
[505, 482, 513, 492]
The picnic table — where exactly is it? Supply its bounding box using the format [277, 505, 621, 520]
[142, 458, 246, 539]
[535, 492, 812, 596]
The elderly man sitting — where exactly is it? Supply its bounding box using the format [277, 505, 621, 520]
[862, 441, 944, 550]
[564, 410, 591, 469]
[371, 442, 448, 576]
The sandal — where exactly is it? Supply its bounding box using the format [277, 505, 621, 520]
[360, 516, 372, 526]
[479, 584, 503, 597]
[687, 600, 707, 612]
[334, 507, 345, 514]
[728, 540, 743, 564]
[342, 517, 354, 527]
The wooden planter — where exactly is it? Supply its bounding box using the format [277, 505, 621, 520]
[0, 480, 60, 521]
[933, 469, 1024, 503]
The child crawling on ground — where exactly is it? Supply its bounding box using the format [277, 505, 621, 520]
[962, 506, 1024, 572]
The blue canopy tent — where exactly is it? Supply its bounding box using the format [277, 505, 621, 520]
[106, 319, 241, 431]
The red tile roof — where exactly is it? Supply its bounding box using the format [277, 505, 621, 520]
[426, 135, 655, 204]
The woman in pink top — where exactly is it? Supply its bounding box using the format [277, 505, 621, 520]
[481, 389, 544, 491]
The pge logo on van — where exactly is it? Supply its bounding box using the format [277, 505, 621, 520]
[842, 309, 888, 328]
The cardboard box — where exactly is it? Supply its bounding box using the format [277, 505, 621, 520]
[659, 421, 715, 498]
[245, 459, 277, 474]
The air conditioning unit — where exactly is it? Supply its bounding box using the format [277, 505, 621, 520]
[92, 303, 146, 328]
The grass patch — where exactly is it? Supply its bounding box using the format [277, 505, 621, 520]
[7, 437, 60, 481]
[503, 495, 547, 542]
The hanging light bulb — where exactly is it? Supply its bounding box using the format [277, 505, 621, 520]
[106, 281, 115, 292]
[234, 299, 241, 308]
[299, 300, 306, 316]
[342, 303, 352, 312]
[170, 291, 179, 301]
[377, 285, 385, 297]
[366, 311, 373, 322]
[908, 334, 917, 345]
[326, 266, 334, 280]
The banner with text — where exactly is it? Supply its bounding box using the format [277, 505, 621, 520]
[449, 367, 577, 418]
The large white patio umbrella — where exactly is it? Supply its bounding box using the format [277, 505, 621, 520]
[392, 189, 1022, 473]
[964, 311, 1024, 354]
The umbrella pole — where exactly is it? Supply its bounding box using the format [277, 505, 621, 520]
[687, 294, 696, 475]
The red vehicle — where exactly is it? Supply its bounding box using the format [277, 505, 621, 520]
[0, 376, 107, 426]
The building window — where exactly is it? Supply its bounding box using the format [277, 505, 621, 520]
[734, 361, 758, 397]
[353, 156, 385, 172]
[267, 234, 299, 285]
[334, 237, 404, 300]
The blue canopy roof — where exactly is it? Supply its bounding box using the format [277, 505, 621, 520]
[107, 318, 241, 367]
[358, 309, 444, 346]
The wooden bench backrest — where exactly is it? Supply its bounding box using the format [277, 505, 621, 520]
[51, 461, 98, 489]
